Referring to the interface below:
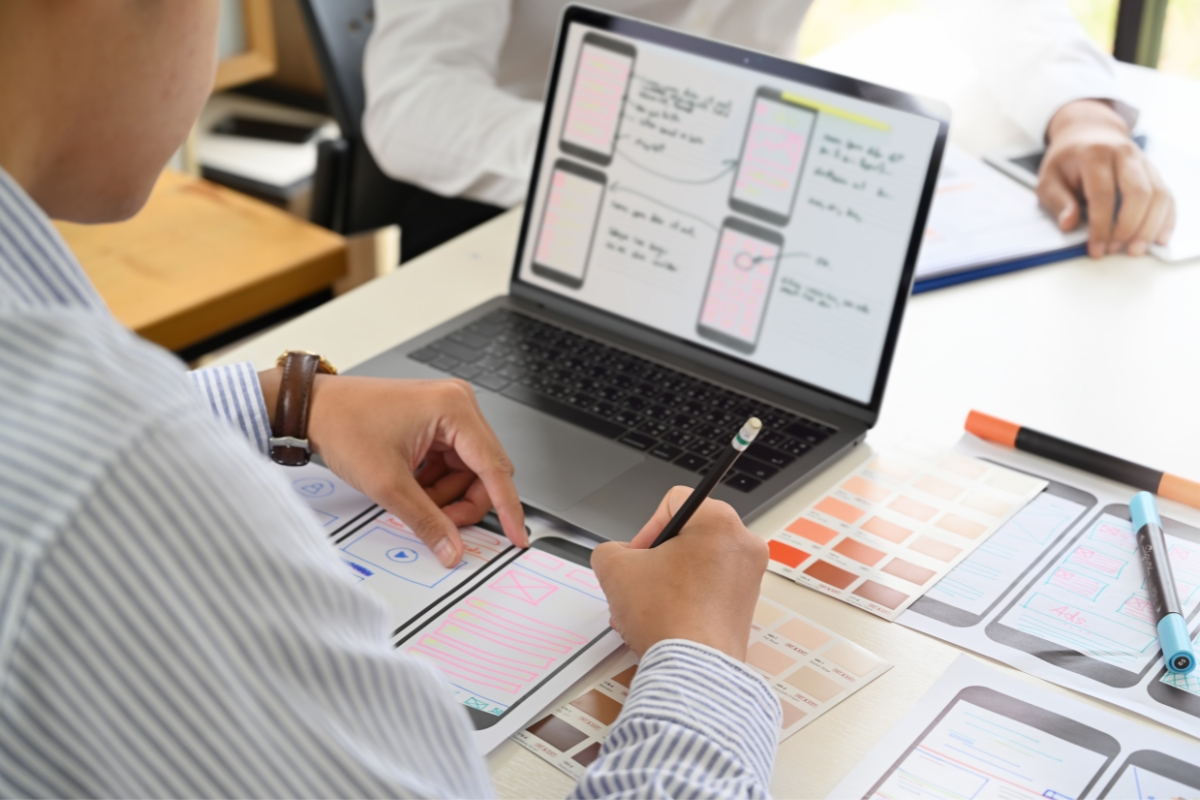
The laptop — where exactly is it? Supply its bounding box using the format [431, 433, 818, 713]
[349, 5, 949, 541]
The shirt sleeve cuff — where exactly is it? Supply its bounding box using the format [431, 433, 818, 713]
[187, 362, 272, 456]
[619, 639, 781, 785]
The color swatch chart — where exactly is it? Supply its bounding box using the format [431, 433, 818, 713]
[514, 597, 889, 779]
[768, 445, 1046, 620]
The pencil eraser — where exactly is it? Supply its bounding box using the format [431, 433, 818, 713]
[1130, 491, 1162, 531]
[1159, 614, 1196, 674]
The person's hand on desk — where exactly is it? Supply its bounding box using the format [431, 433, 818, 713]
[591, 487, 768, 660]
[1040, 98, 1175, 259]
[261, 372, 528, 567]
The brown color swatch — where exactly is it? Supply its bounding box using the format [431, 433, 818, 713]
[611, 665, 638, 688]
[853, 580, 909, 610]
[570, 689, 624, 726]
[882, 557, 937, 586]
[860, 516, 912, 544]
[787, 517, 839, 546]
[785, 666, 843, 703]
[572, 742, 603, 767]
[833, 537, 886, 567]
[526, 714, 589, 752]
[804, 559, 858, 590]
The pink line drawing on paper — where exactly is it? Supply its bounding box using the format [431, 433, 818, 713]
[1090, 522, 1137, 552]
[1047, 568, 1107, 602]
[461, 527, 506, 559]
[567, 568, 601, 590]
[467, 597, 587, 645]
[420, 632, 541, 682]
[489, 568, 559, 606]
[1066, 546, 1127, 579]
[524, 550, 565, 571]
[409, 645, 523, 693]
[449, 611, 573, 657]
[1118, 594, 1157, 624]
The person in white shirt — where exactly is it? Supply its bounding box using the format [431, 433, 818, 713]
[364, 0, 1174, 260]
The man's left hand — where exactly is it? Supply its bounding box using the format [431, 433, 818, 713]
[1039, 98, 1174, 258]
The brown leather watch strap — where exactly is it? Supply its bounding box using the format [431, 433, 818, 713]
[270, 352, 322, 466]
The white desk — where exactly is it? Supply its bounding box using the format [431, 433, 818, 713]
[213, 17, 1200, 798]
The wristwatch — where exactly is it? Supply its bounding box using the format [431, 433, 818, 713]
[269, 350, 337, 466]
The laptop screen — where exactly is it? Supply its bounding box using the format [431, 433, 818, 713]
[515, 10, 944, 407]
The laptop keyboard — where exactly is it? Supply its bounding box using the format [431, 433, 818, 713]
[408, 309, 836, 493]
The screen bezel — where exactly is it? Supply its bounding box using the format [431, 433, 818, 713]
[558, 31, 637, 167]
[984, 503, 1200, 688]
[531, 158, 609, 289]
[511, 5, 951, 426]
[865, 686, 1120, 799]
[391, 536, 610, 730]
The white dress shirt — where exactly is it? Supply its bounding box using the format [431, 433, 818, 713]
[363, 0, 1131, 207]
[0, 164, 780, 798]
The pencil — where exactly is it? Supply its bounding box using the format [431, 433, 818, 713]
[965, 410, 1200, 510]
[650, 417, 762, 548]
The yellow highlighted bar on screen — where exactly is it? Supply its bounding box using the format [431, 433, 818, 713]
[781, 91, 890, 131]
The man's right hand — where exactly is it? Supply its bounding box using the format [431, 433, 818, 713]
[591, 487, 768, 661]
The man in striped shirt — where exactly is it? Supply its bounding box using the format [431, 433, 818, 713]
[0, 2, 780, 797]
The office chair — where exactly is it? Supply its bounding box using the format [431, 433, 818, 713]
[299, 0, 504, 262]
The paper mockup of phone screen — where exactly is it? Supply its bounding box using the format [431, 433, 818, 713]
[560, 32, 636, 166]
[1099, 750, 1200, 799]
[532, 160, 607, 289]
[729, 90, 818, 226]
[394, 537, 612, 728]
[696, 218, 782, 354]
[986, 505, 1200, 688]
[867, 687, 1118, 800]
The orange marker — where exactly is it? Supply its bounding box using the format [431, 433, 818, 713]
[965, 410, 1200, 511]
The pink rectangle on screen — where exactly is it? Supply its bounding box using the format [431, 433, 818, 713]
[562, 44, 631, 154]
[699, 227, 779, 343]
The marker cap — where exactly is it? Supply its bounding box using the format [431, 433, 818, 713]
[1130, 491, 1162, 531]
[1158, 614, 1197, 674]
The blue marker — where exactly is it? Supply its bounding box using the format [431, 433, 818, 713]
[1130, 492, 1196, 674]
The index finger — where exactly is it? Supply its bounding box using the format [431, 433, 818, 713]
[444, 398, 528, 548]
[629, 486, 693, 549]
[1079, 148, 1117, 258]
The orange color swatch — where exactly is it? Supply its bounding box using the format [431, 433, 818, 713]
[833, 537, 886, 567]
[769, 538, 810, 568]
[787, 517, 838, 546]
[860, 516, 912, 544]
[842, 475, 891, 503]
[785, 666, 843, 702]
[815, 496, 865, 524]
[804, 559, 858, 590]
[888, 495, 938, 522]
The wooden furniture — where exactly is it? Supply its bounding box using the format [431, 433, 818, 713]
[211, 17, 1200, 799]
[215, 0, 277, 92]
[56, 170, 345, 352]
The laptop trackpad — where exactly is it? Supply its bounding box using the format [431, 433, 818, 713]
[477, 393, 643, 512]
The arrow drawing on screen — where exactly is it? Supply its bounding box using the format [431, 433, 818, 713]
[614, 150, 739, 185]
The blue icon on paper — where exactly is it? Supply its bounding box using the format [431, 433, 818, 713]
[292, 477, 334, 499]
[386, 548, 419, 564]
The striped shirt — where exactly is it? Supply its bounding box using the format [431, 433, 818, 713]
[0, 166, 780, 798]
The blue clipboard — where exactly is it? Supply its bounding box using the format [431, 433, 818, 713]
[912, 243, 1089, 294]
